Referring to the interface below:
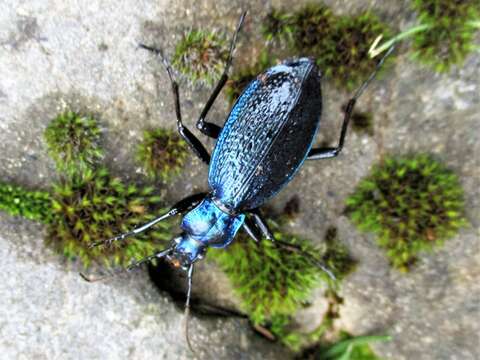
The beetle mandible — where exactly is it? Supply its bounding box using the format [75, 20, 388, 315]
[88, 10, 393, 323]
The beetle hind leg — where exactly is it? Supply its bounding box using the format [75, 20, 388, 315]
[307, 45, 395, 161]
[139, 44, 211, 165]
[196, 11, 247, 139]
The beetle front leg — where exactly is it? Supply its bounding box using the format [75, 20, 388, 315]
[139, 44, 211, 165]
[307, 45, 395, 161]
[196, 11, 247, 139]
[89, 193, 207, 248]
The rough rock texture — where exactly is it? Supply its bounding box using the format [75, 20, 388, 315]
[0, 0, 479, 359]
[0, 216, 286, 359]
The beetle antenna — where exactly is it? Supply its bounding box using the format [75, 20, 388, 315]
[184, 263, 196, 354]
[79, 246, 174, 282]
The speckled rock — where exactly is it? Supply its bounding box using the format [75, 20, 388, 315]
[1, 0, 479, 359]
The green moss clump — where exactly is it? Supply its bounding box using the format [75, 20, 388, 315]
[136, 128, 189, 182]
[346, 154, 466, 271]
[210, 221, 324, 325]
[47, 167, 171, 268]
[210, 208, 358, 350]
[261, 5, 394, 91]
[0, 182, 53, 223]
[261, 8, 296, 43]
[0, 112, 175, 268]
[412, 0, 480, 72]
[225, 51, 274, 105]
[44, 111, 103, 174]
[262, 5, 334, 49]
[290, 4, 335, 55]
[320, 12, 394, 90]
[172, 29, 229, 85]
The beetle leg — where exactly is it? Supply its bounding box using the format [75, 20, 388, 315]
[196, 11, 247, 139]
[88, 193, 207, 248]
[242, 215, 262, 243]
[245, 211, 336, 280]
[307, 45, 395, 161]
[249, 209, 275, 241]
[139, 43, 211, 165]
[126, 246, 174, 271]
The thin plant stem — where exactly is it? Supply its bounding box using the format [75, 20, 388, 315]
[369, 23, 432, 58]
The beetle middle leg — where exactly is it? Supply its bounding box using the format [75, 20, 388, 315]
[196, 11, 247, 140]
[307, 45, 395, 160]
[139, 44, 211, 165]
[245, 209, 336, 280]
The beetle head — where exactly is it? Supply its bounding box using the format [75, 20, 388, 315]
[167, 234, 206, 270]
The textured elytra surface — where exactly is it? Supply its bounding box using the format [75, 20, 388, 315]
[209, 59, 322, 210]
[0, 0, 479, 359]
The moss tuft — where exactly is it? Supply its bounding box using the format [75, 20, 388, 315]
[412, 0, 480, 72]
[261, 8, 296, 43]
[320, 12, 394, 90]
[46, 167, 171, 268]
[44, 111, 103, 175]
[261, 5, 394, 91]
[136, 128, 189, 182]
[0, 182, 53, 223]
[346, 154, 466, 271]
[210, 213, 358, 350]
[210, 220, 324, 325]
[172, 29, 229, 85]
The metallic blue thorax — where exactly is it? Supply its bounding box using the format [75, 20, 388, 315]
[180, 198, 245, 248]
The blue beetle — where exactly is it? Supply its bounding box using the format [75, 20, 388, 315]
[88, 11, 393, 320]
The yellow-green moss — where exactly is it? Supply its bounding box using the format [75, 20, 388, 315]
[44, 111, 103, 175]
[346, 154, 466, 271]
[136, 128, 189, 183]
[0, 182, 53, 223]
[261, 5, 394, 90]
[412, 0, 480, 72]
[172, 29, 229, 85]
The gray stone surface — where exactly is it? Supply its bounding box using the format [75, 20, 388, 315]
[1, 0, 479, 359]
[0, 217, 286, 359]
